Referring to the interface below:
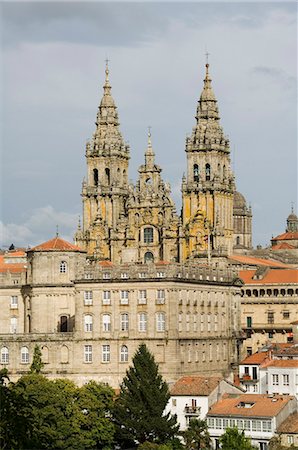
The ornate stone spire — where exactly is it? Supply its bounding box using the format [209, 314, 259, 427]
[187, 63, 229, 153]
[91, 60, 129, 156]
[145, 127, 155, 168]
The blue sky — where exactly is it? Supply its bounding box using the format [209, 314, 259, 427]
[0, 1, 297, 248]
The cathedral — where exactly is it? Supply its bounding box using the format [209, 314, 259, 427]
[74, 61, 252, 263]
[0, 62, 253, 387]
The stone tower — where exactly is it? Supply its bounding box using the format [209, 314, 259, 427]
[182, 63, 235, 262]
[75, 62, 130, 259]
[233, 190, 252, 251]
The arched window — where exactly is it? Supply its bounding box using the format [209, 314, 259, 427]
[120, 345, 128, 362]
[105, 168, 110, 185]
[61, 345, 69, 363]
[123, 169, 126, 183]
[59, 261, 67, 273]
[103, 314, 111, 332]
[236, 236, 240, 246]
[84, 315, 93, 332]
[120, 313, 129, 332]
[144, 227, 153, 244]
[205, 163, 211, 181]
[117, 168, 121, 184]
[93, 168, 98, 186]
[1, 347, 9, 364]
[21, 346, 29, 364]
[42, 346, 49, 364]
[144, 251, 154, 263]
[223, 165, 226, 179]
[59, 315, 68, 332]
[156, 312, 166, 332]
[193, 164, 199, 182]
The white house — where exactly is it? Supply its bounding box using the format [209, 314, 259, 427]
[261, 360, 298, 398]
[206, 393, 297, 450]
[166, 375, 243, 431]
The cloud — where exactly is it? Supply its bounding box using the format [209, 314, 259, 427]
[0, 206, 78, 248]
[252, 66, 296, 90]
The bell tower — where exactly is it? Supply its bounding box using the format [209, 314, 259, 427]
[75, 61, 130, 259]
[181, 62, 235, 262]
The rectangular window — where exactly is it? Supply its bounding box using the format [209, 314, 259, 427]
[283, 311, 290, 319]
[262, 421, 272, 432]
[157, 272, 165, 278]
[10, 317, 17, 333]
[214, 315, 218, 332]
[84, 345, 92, 363]
[283, 374, 289, 386]
[103, 272, 111, 280]
[10, 296, 18, 309]
[246, 316, 252, 328]
[120, 313, 129, 332]
[272, 374, 279, 385]
[120, 290, 129, 305]
[103, 314, 111, 332]
[102, 344, 110, 363]
[144, 227, 153, 243]
[156, 313, 165, 332]
[156, 289, 165, 304]
[139, 313, 147, 332]
[138, 290, 147, 305]
[247, 347, 253, 356]
[207, 315, 211, 332]
[251, 420, 261, 432]
[121, 272, 128, 279]
[288, 436, 294, 445]
[244, 420, 251, 431]
[84, 291, 93, 305]
[267, 312, 274, 324]
[207, 418, 215, 428]
[215, 418, 222, 429]
[139, 272, 146, 278]
[200, 314, 204, 332]
[102, 290, 111, 305]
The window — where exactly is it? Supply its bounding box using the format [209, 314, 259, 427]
[262, 421, 272, 432]
[144, 227, 153, 244]
[214, 315, 218, 332]
[120, 313, 129, 332]
[120, 290, 129, 305]
[1, 347, 9, 364]
[207, 315, 211, 332]
[246, 316, 252, 328]
[287, 436, 294, 445]
[121, 272, 128, 279]
[84, 291, 93, 305]
[10, 317, 17, 333]
[193, 164, 199, 182]
[200, 314, 204, 332]
[102, 290, 111, 305]
[251, 420, 262, 432]
[144, 251, 154, 263]
[103, 314, 111, 332]
[172, 398, 177, 407]
[247, 347, 253, 356]
[59, 261, 67, 273]
[215, 418, 222, 429]
[120, 345, 128, 362]
[102, 344, 110, 362]
[84, 345, 92, 363]
[178, 313, 183, 332]
[139, 272, 146, 278]
[21, 346, 29, 364]
[157, 272, 165, 278]
[193, 314, 197, 332]
[267, 311, 274, 324]
[84, 315, 93, 332]
[139, 313, 147, 332]
[10, 296, 18, 309]
[156, 289, 165, 304]
[156, 312, 165, 332]
[272, 374, 279, 385]
[209, 343, 212, 361]
[93, 168, 98, 186]
[283, 374, 289, 386]
[283, 311, 290, 319]
[138, 290, 147, 304]
[103, 272, 111, 280]
[205, 163, 211, 181]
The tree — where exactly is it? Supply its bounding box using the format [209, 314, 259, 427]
[182, 419, 211, 449]
[113, 343, 179, 448]
[30, 344, 44, 374]
[0, 368, 11, 449]
[220, 427, 257, 450]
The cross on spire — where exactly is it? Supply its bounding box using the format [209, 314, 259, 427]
[205, 50, 210, 65]
[148, 125, 152, 138]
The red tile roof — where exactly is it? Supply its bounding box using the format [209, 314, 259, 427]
[208, 394, 294, 418]
[0, 253, 27, 273]
[278, 413, 298, 433]
[229, 255, 290, 268]
[240, 352, 270, 365]
[262, 360, 298, 369]
[273, 231, 298, 241]
[170, 376, 222, 396]
[99, 261, 113, 267]
[272, 242, 296, 250]
[30, 237, 84, 252]
[239, 269, 298, 285]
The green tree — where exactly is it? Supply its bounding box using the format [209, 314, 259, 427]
[0, 368, 11, 449]
[182, 419, 211, 449]
[30, 344, 44, 374]
[220, 427, 257, 450]
[113, 343, 179, 448]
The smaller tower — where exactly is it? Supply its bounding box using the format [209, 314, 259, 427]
[286, 205, 298, 232]
[233, 190, 252, 252]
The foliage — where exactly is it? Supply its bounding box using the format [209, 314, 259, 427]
[0, 369, 11, 449]
[113, 343, 179, 448]
[1, 373, 115, 449]
[138, 439, 184, 450]
[182, 419, 211, 449]
[30, 344, 44, 374]
[269, 435, 298, 450]
[219, 427, 257, 450]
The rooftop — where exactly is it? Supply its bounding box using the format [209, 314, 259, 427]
[239, 268, 298, 285]
[278, 413, 298, 434]
[170, 376, 222, 396]
[30, 236, 84, 252]
[229, 255, 290, 268]
[207, 394, 294, 418]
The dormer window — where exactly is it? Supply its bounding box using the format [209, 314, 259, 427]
[59, 261, 67, 273]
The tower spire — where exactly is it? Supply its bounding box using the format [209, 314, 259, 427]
[145, 127, 155, 167]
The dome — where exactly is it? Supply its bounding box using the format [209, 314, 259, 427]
[287, 213, 298, 221]
[233, 191, 247, 209]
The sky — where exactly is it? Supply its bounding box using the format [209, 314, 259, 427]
[0, 1, 297, 249]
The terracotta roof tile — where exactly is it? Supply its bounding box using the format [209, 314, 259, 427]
[278, 413, 298, 433]
[99, 261, 113, 267]
[272, 242, 296, 250]
[239, 269, 298, 285]
[170, 376, 222, 396]
[240, 352, 270, 365]
[30, 237, 84, 252]
[208, 394, 294, 418]
[0, 255, 26, 273]
[262, 360, 298, 368]
[273, 231, 298, 241]
[229, 255, 290, 268]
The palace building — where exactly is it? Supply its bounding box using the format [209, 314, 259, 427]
[0, 62, 258, 387]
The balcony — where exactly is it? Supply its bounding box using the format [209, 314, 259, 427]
[184, 405, 201, 415]
[240, 374, 258, 383]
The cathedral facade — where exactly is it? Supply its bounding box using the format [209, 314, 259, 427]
[0, 62, 252, 387]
